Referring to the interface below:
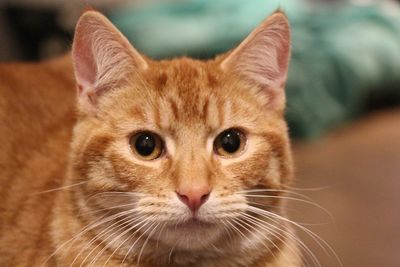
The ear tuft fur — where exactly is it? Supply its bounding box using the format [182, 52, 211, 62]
[72, 11, 147, 112]
[220, 12, 291, 111]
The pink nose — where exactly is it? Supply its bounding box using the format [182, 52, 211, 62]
[176, 187, 211, 214]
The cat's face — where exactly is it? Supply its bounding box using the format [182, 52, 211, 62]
[70, 11, 291, 251]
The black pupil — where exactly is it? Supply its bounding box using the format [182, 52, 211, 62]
[135, 134, 156, 156]
[220, 130, 241, 153]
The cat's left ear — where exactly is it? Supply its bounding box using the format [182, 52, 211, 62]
[72, 10, 148, 113]
[220, 11, 291, 112]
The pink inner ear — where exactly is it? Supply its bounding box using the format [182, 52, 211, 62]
[221, 13, 290, 91]
[73, 31, 97, 91]
[72, 11, 149, 104]
[277, 36, 290, 79]
[220, 13, 290, 111]
[240, 25, 290, 90]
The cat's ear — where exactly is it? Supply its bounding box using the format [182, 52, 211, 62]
[220, 12, 291, 111]
[72, 10, 147, 112]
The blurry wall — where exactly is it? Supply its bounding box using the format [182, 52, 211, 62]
[0, 0, 133, 61]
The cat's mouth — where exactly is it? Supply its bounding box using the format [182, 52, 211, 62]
[171, 218, 213, 231]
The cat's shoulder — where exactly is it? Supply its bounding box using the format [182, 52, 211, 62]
[0, 53, 74, 89]
[0, 53, 76, 175]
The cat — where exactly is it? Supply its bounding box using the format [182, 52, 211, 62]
[0, 10, 302, 267]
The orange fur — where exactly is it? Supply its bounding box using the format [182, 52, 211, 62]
[0, 11, 301, 267]
[0, 55, 75, 266]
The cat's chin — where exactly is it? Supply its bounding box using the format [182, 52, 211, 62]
[157, 219, 221, 250]
[171, 218, 213, 230]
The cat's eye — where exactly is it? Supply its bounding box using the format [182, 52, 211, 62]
[130, 131, 164, 160]
[214, 128, 246, 157]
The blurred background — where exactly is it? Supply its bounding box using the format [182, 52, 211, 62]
[0, 0, 399, 266]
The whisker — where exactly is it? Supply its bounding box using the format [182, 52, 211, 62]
[247, 214, 312, 267]
[136, 222, 161, 266]
[120, 218, 158, 266]
[234, 217, 277, 261]
[250, 206, 328, 254]
[71, 211, 144, 267]
[244, 213, 312, 267]
[241, 214, 292, 251]
[242, 194, 334, 223]
[220, 220, 235, 248]
[32, 181, 88, 195]
[246, 201, 331, 226]
[242, 213, 317, 267]
[155, 222, 168, 250]
[88, 191, 147, 197]
[85, 192, 145, 205]
[77, 202, 137, 217]
[286, 185, 333, 192]
[42, 209, 133, 267]
[168, 242, 178, 264]
[89, 215, 154, 267]
[238, 188, 314, 201]
[248, 206, 343, 267]
[226, 219, 251, 244]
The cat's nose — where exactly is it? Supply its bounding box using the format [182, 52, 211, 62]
[176, 186, 211, 214]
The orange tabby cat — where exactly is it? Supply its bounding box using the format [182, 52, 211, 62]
[0, 10, 301, 267]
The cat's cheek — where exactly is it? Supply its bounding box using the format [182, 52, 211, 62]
[103, 140, 172, 190]
[83, 159, 130, 192]
[263, 156, 283, 187]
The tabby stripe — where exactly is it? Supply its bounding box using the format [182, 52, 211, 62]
[261, 132, 292, 184]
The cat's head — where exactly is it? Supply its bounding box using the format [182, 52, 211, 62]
[69, 10, 292, 251]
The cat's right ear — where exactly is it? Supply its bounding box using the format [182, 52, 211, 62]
[72, 10, 147, 113]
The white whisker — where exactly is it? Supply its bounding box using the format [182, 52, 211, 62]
[248, 206, 343, 267]
[43, 209, 133, 267]
[32, 181, 88, 195]
[287, 185, 333, 191]
[242, 213, 316, 267]
[91, 215, 154, 267]
[234, 216, 277, 261]
[220, 220, 235, 248]
[136, 222, 161, 266]
[238, 188, 314, 201]
[77, 202, 137, 217]
[72, 210, 143, 267]
[120, 218, 158, 266]
[246, 201, 331, 226]
[168, 242, 178, 264]
[242, 194, 334, 222]
[228, 218, 252, 245]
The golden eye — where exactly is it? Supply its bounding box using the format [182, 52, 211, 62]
[214, 128, 246, 157]
[130, 131, 164, 160]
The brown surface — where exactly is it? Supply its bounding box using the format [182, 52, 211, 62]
[291, 110, 400, 267]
